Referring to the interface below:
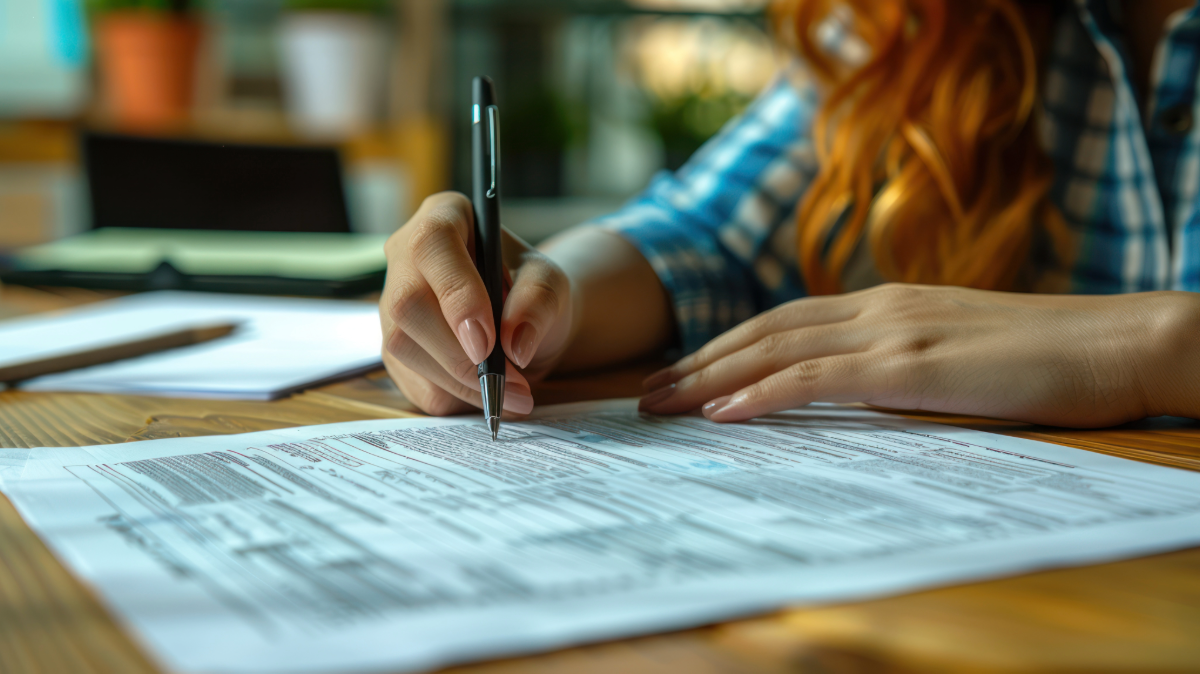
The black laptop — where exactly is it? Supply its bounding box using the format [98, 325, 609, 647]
[0, 133, 387, 297]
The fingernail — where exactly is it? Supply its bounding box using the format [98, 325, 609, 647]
[638, 384, 676, 412]
[458, 318, 489, 365]
[708, 394, 748, 422]
[511, 322, 538, 369]
[503, 385, 534, 415]
[642, 368, 677, 392]
[702, 395, 732, 420]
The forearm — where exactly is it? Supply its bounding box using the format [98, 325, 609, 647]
[1140, 291, 1200, 419]
[538, 227, 674, 374]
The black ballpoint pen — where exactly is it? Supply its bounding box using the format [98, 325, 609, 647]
[472, 76, 506, 441]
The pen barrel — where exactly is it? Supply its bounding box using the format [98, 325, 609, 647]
[472, 77, 506, 377]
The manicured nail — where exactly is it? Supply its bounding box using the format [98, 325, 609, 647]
[642, 368, 677, 392]
[702, 396, 732, 419]
[503, 383, 534, 414]
[705, 393, 744, 419]
[638, 384, 676, 412]
[511, 322, 538, 369]
[458, 318, 489, 365]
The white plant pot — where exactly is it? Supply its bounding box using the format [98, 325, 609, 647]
[279, 13, 386, 138]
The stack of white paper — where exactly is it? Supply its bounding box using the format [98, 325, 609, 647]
[4, 400, 1200, 674]
[0, 291, 382, 400]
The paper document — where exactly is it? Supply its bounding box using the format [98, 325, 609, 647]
[6, 400, 1200, 674]
[0, 291, 381, 399]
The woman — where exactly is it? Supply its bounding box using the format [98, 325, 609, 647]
[379, 0, 1200, 428]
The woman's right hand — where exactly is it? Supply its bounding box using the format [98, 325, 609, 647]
[378, 192, 575, 416]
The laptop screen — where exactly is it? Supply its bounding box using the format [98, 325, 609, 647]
[82, 133, 353, 233]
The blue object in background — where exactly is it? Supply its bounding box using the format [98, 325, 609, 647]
[50, 0, 88, 66]
[0, 0, 88, 117]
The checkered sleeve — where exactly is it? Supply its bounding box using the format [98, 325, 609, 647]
[589, 75, 821, 354]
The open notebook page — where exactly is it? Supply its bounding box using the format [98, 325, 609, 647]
[2, 291, 381, 400]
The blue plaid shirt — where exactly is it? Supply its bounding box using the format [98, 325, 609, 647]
[593, 0, 1200, 354]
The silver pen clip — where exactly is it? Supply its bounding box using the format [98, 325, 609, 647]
[486, 105, 499, 199]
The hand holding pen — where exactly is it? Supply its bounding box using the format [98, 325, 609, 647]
[375, 79, 577, 424]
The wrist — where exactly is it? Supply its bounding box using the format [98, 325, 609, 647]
[1137, 292, 1200, 419]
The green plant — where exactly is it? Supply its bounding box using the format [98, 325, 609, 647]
[650, 89, 753, 170]
[86, 0, 195, 12]
[282, 0, 387, 12]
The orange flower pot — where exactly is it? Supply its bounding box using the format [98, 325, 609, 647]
[94, 13, 202, 130]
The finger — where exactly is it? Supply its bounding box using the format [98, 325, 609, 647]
[500, 236, 569, 370]
[384, 352, 534, 420]
[643, 295, 861, 391]
[384, 320, 534, 414]
[384, 271, 482, 383]
[639, 323, 870, 415]
[406, 193, 496, 365]
[703, 354, 884, 423]
[498, 360, 534, 419]
[382, 269, 535, 414]
[384, 350, 475, 416]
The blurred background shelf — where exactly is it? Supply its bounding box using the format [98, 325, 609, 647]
[0, 0, 777, 252]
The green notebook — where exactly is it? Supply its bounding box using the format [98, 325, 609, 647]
[3, 229, 390, 297]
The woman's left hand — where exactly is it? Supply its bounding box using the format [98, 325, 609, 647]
[638, 284, 1200, 428]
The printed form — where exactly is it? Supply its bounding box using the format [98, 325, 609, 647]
[6, 400, 1200, 674]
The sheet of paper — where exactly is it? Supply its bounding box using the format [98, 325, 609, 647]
[0, 447, 29, 489]
[1, 291, 381, 399]
[6, 400, 1200, 674]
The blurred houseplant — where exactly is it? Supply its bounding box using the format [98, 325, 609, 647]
[87, 0, 203, 129]
[651, 89, 752, 170]
[279, 0, 389, 138]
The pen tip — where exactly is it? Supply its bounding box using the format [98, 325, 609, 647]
[489, 417, 500, 442]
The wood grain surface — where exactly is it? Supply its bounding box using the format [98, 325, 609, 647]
[1, 287, 1198, 674]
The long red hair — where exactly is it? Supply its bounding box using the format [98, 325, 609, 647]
[772, 0, 1071, 294]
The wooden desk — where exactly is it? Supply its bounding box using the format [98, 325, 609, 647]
[2, 286, 1199, 674]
